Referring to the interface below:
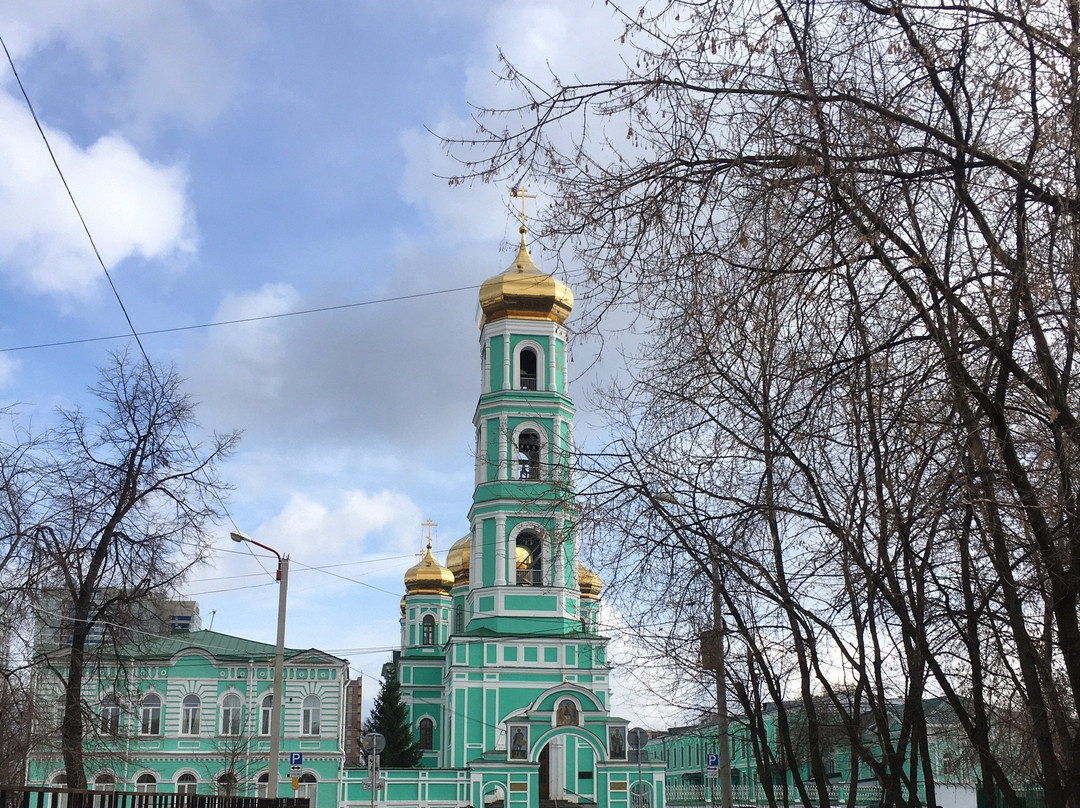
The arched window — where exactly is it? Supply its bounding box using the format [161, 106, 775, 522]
[220, 694, 242, 736]
[216, 772, 237, 797]
[140, 693, 161, 735]
[297, 773, 317, 804]
[516, 429, 542, 480]
[181, 694, 200, 736]
[176, 773, 198, 795]
[260, 693, 274, 735]
[418, 717, 434, 750]
[93, 772, 116, 792]
[302, 695, 321, 736]
[134, 773, 157, 793]
[516, 531, 542, 586]
[257, 773, 269, 799]
[519, 347, 538, 390]
[454, 603, 464, 633]
[422, 614, 436, 646]
[100, 695, 120, 735]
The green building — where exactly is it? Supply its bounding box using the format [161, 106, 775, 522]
[28, 628, 349, 807]
[340, 223, 665, 808]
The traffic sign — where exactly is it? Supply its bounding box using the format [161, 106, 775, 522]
[706, 753, 719, 768]
[289, 752, 304, 766]
[290, 765, 302, 776]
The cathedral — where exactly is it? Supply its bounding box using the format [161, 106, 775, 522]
[340, 214, 665, 808]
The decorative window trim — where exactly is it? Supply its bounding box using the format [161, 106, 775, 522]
[301, 694, 321, 736]
[180, 694, 201, 736]
[139, 692, 162, 736]
[421, 614, 436, 646]
[219, 692, 243, 736]
[418, 716, 435, 750]
[509, 522, 548, 587]
[510, 422, 548, 482]
[514, 341, 545, 391]
[259, 692, 274, 736]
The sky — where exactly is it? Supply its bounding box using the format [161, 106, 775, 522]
[0, 1, 680, 729]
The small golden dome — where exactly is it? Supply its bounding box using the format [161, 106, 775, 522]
[478, 227, 573, 326]
[445, 534, 471, 585]
[404, 538, 454, 596]
[579, 562, 602, 600]
[516, 544, 534, 570]
[400, 597, 406, 616]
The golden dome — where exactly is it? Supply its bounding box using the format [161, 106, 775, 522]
[404, 538, 454, 596]
[478, 227, 573, 326]
[579, 562, 602, 600]
[445, 534, 471, 585]
[400, 597, 406, 616]
[516, 544, 534, 570]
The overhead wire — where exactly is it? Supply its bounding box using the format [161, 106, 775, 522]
[0, 285, 483, 354]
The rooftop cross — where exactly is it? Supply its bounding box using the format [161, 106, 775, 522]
[421, 518, 437, 551]
[510, 186, 536, 246]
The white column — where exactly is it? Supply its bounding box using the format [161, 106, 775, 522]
[499, 415, 509, 481]
[470, 521, 482, 589]
[548, 333, 557, 392]
[553, 515, 565, 588]
[483, 337, 491, 394]
[502, 334, 511, 390]
[495, 516, 507, 586]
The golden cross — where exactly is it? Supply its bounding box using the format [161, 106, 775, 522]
[421, 518, 437, 549]
[511, 186, 536, 229]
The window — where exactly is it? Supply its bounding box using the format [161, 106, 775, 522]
[93, 773, 116, 792]
[100, 695, 120, 735]
[260, 693, 274, 735]
[422, 614, 436, 646]
[181, 694, 201, 736]
[176, 773, 198, 795]
[297, 774, 317, 805]
[220, 694, 242, 736]
[455, 603, 464, 633]
[140, 694, 161, 735]
[419, 717, 434, 750]
[134, 774, 157, 794]
[516, 429, 541, 480]
[516, 531, 542, 586]
[257, 773, 269, 799]
[519, 347, 538, 390]
[216, 772, 237, 797]
[302, 695, 321, 736]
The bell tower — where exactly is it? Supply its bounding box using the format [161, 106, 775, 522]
[465, 190, 580, 635]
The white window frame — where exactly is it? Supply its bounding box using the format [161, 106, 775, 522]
[260, 692, 274, 736]
[220, 693, 242, 736]
[180, 694, 201, 736]
[140, 693, 161, 736]
[302, 694, 321, 736]
[513, 340, 545, 391]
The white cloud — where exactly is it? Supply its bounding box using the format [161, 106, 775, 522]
[0, 91, 195, 297]
[0, 0, 255, 136]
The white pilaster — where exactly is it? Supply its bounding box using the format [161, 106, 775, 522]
[502, 334, 511, 390]
[495, 515, 507, 586]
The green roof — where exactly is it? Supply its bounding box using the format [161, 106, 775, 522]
[117, 629, 345, 664]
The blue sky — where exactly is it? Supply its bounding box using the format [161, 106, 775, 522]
[0, 1, 676, 728]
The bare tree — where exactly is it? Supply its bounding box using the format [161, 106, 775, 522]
[9, 350, 237, 788]
[453, 1, 1080, 805]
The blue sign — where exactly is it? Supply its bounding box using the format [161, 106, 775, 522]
[706, 753, 719, 768]
[289, 752, 304, 766]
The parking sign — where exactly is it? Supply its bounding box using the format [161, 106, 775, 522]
[289, 752, 303, 767]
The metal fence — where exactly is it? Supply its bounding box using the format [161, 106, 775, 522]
[0, 787, 308, 808]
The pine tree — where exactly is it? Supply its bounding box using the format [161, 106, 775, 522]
[364, 660, 422, 768]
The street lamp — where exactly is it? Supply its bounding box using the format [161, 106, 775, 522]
[231, 530, 289, 798]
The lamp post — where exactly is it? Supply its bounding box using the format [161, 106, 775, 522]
[231, 531, 289, 798]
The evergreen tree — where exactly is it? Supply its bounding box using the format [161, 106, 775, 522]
[363, 661, 422, 768]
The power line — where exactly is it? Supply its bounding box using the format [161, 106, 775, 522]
[0, 284, 483, 354]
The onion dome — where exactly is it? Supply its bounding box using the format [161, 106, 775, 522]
[445, 534, 471, 585]
[478, 225, 573, 326]
[579, 562, 602, 600]
[404, 537, 454, 595]
[516, 545, 534, 571]
[400, 597, 406, 616]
